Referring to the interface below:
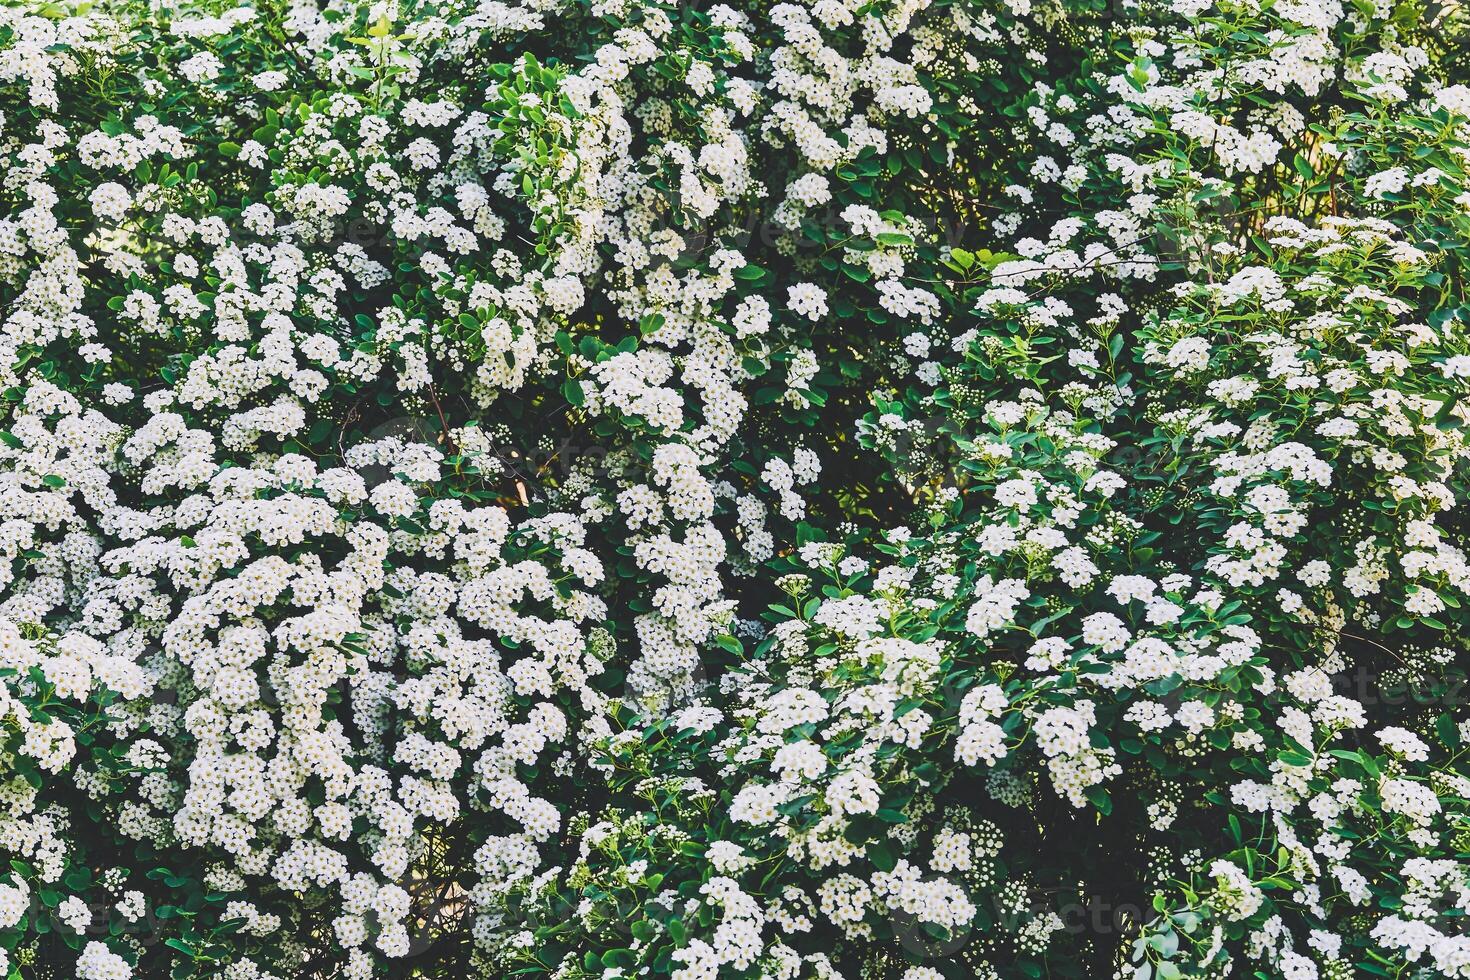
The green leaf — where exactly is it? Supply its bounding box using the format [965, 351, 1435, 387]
[1438, 713, 1461, 749]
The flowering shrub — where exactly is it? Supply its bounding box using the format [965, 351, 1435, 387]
[2, 0, 1470, 978]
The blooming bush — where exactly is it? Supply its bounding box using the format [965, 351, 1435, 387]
[2, 0, 1470, 977]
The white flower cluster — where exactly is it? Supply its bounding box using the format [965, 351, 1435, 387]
[3, 0, 1470, 978]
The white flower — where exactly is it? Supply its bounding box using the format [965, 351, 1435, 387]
[787, 283, 829, 321]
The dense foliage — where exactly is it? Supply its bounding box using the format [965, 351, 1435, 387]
[2, 0, 1470, 977]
